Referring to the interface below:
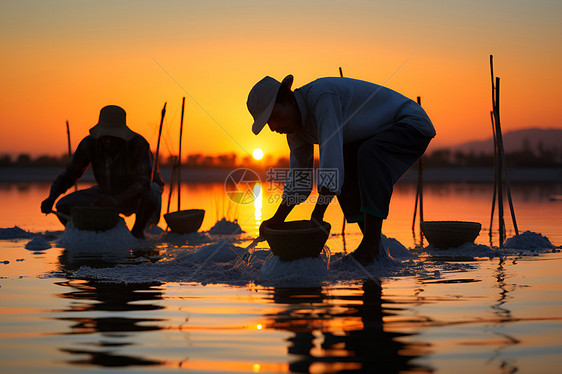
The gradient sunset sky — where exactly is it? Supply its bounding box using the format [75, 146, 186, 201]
[1, 0, 561, 160]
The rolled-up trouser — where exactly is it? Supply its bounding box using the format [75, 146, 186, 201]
[56, 182, 163, 225]
[337, 115, 432, 221]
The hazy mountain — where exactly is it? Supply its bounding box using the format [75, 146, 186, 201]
[445, 128, 562, 156]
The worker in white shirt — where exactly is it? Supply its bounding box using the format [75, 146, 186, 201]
[247, 75, 435, 263]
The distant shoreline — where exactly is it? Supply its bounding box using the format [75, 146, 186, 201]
[1, 166, 561, 184]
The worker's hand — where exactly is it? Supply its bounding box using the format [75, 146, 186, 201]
[41, 197, 56, 214]
[259, 216, 283, 237]
[92, 195, 117, 208]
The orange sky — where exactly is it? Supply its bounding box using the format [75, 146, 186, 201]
[1, 1, 561, 161]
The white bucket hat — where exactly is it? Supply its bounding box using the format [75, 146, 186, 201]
[247, 75, 294, 135]
[89, 105, 136, 141]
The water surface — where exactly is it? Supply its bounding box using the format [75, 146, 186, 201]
[0, 180, 561, 373]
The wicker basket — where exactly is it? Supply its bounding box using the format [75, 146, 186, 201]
[421, 221, 482, 249]
[71, 206, 119, 231]
[164, 209, 205, 234]
[262, 220, 331, 261]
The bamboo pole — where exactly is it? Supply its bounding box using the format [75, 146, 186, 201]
[494, 77, 506, 246]
[489, 110, 498, 245]
[152, 102, 166, 182]
[493, 77, 519, 243]
[412, 97, 424, 246]
[165, 156, 177, 231]
[490, 55, 519, 246]
[416, 97, 424, 228]
[339, 67, 346, 236]
[496, 78, 518, 236]
[167, 156, 177, 215]
[177, 97, 185, 211]
[503, 161, 519, 236]
[65, 120, 72, 159]
[65, 120, 77, 191]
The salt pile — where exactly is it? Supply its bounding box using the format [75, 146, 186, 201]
[416, 242, 499, 259]
[190, 240, 247, 262]
[70, 236, 425, 286]
[260, 254, 329, 285]
[73, 241, 263, 285]
[58, 219, 140, 250]
[208, 218, 243, 235]
[504, 231, 555, 250]
[25, 236, 51, 251]
[383, 235, 418, 259]
[2, 221, 557, 287]
[413, 231, 558, 259]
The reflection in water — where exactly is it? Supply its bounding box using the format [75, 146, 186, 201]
[53, 279, 165, 368]
[56, 245, 161, 273]
[490, 257, 520, 373]
[53, 248, 166, 368]
[263, 281, 432, 373]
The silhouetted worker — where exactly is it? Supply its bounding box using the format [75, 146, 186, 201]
[248, 75, 435, 263]
[41, 105, 164, 239]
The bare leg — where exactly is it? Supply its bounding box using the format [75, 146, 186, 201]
[131, 200, 156, 239]
[350, 213, 383, 263]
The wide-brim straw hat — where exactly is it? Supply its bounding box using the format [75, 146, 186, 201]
[89, 105, 136, 141]
[247, 74, 294, 135]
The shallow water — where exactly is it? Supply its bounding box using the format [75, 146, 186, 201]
[0, 181, 561, 373]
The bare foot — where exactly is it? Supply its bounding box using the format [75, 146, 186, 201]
[347, 242, 382, 264]
[131, 228, 145, 240]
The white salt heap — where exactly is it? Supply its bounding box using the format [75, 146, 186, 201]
[58, 218, 140, 250]
[190, 240, 247, 262]
[25, 236, 51, 251]
[71, 233, 424, 286]
[208, 218, 243, 235]
[260, 254, 329, 285]
[503, 231, 555, 249]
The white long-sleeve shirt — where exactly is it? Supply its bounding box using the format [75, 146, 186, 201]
[283, 77, 436, 200]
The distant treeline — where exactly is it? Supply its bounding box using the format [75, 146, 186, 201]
[423, 148, 562, 168]
[0, 153, 290, 170]
[2, 148, 561, 169]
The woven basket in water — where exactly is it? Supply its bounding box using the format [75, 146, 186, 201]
[71, 206, 119, 231]
[421, 221, 481, 249]
[164, 209, 205, 234]
[262, 220, 331, 261]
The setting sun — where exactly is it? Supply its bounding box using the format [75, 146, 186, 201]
[252, 148, 264, 160]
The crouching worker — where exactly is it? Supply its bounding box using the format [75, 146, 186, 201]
[247, 75, 435, 263]
[40, 105, 164, 239]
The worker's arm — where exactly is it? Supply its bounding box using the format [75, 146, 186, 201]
[310, 186, 335, 225]
[259, 197, 297, 236]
